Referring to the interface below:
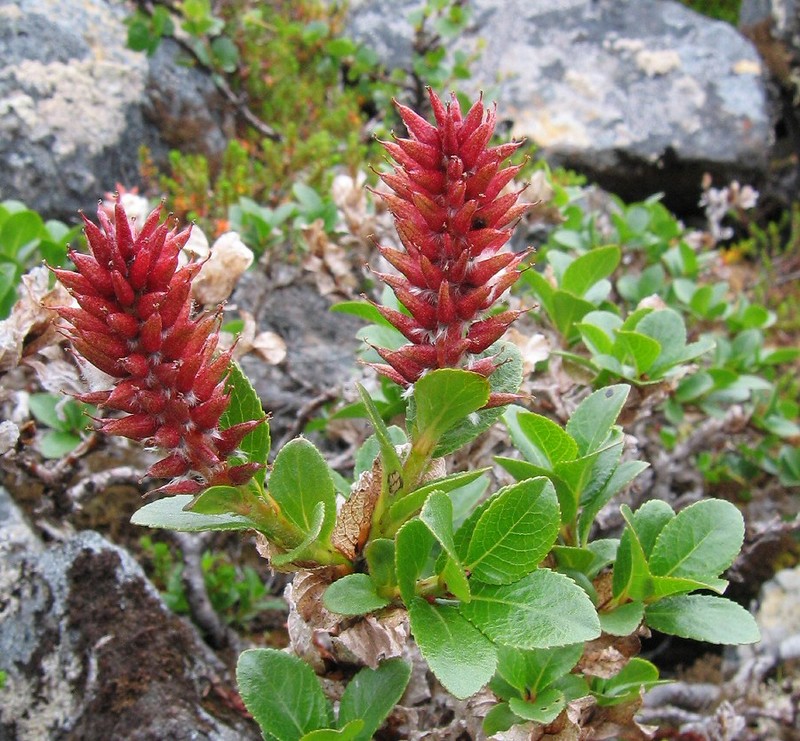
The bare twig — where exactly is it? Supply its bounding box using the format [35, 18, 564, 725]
[136, 0, 280, 141]
[174, 531, 243, 652]
[66, 465, 148, 505]
[275, 388, 339, 451]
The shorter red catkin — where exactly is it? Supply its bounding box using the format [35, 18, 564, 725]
[55, 202, 263, 495]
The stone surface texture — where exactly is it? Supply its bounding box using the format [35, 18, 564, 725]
[0, 0, 231, 221]
[346, 0, 773, 211]
[0, 487, 259, 741]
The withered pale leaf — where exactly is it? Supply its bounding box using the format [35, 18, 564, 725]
[333, 607, 409, 669]
[251, 330, 287, 365]
[0, 266, 69, 372]
[192, 231, 254, 305]
[578, 633, 641, 679]
[506, 328, 550, 375]
[0, 420, 19, 455]
[331, 457, 382, 561]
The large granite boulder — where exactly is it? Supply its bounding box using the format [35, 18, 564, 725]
[347, 0, 773, 212]
[0, 0, 232, 221]
[0, 487, 259, 740]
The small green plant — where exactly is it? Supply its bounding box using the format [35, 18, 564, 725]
[139, 536, 191, 613]
[237, 651, 411, 741]
[201, 551, 285, 626]
[57, 92, 759, 740]
[406, 0, 477, 101]
[520, 181, 799, 498]
[28, 393, 96, 459]
[570, 307, 714, 385]
[0, 200, 79, 318]
[140, 536, 284, 626]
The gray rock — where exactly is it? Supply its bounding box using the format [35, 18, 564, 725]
[233, 268, 363, 445]
[0, 0, 231, 221]
[347, 0, 772, 212]
[0, 487, 259, 740]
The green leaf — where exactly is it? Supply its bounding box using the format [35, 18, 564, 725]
[293, 182, 324, 212]
[269, 438, 336, 542]
[410, 369, 490, 448]
[440, 556, 471, 602]
[599, 601, 644, 636]
[648, 499, 744, 580]
[593, 657, 666, 706]
[220, 361, 269, 486]
[364, 539, 397, 592]
[461, 570, 600, 649]
[187, 485, 251, 515]
[566, 385, 630, 456]
[29, 393, 67, 431]
[524, 269, 555, 317]
[323, 574, 391, 616]
[131, 495, 258, 532]
[447, 473, 489, 529]
[552, 546, 595, 572]
[338, 659, 412, 741]
[356, 384, 404, 490]
[561, 245, 621, 297]
[237, 649, 332, 741]
[38, 430, 81, 458]
[553, 451, 601, 525]
[0, 210, 42, 257]
[210, 35, 239, 72]
[432, 341, 523, 456]
[408, 597, 497, 699]
[301, 721, 363, 741]
[578, 460, 649, 545]
[675, 372, 714, 403]
[395, 519, 435, 604]
[420, 490, 460, 563]
[635, 309, 690, 375]
[482, 702, 522, 736]
[353, 426, 406, 479]
[504, 408, 578, 468]
[271, 502, 327, 567]
[578, 317, 618, 355]
[586, 539, 619, 578]
[508, 688, 565, 724]
[614, 330, 662, 376]
[552, 290, 595, 337]
[577, 430, 623, 507]
[612, 508, 652, 601]
[496, 642, 583, 694]
[494, 456, 579, 526]
[420, 491, 470, 601]
[388, 469, 490, 526]
[648, 574, 728, 599]
[644, 595, 760, 644]
[331, 300, 395, 325]
[629, 499, 675, 558]
[464, 478, 560, 585]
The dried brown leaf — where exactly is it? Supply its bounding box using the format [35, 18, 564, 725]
[0, 266, 68, 372]
[331, 457, 382, 561]
[506, 328, 550, 375]
[578, 633, 641, 679]
[334, 607, 409, 669]
[302, 220, 358, 298]
[192, 232, 254, 305]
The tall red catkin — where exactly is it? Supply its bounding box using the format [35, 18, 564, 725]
[54, 201, 262, 495]
[369, 89, 531, 404]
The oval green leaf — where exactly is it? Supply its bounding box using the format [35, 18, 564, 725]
[461, 570, 600, 649]
[465, 478, 560, 585]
